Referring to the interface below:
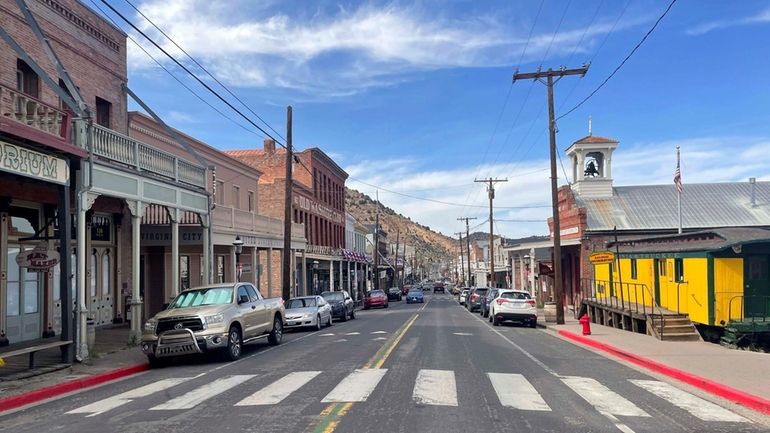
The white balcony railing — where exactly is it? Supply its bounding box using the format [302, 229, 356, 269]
[212, 205, 305, 238]
[91, 123, 206, 189]
[0, 83, 69, 140]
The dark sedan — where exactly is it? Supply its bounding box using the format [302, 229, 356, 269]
[321, 290, 356, 321]
[480, 288, 499, 317]
[387, 287, 403, 301]
[466, 287, 489, 312]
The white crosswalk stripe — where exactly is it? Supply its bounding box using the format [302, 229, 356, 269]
[151, 375, 255, 411]
[629, 379, 749, 423]
[236, 371, 321, 406]
[487, 373, 550, 411]
[321, 369, 387, 403]
[561, 376, 650, 417]
[67, 377, 192, 416]
[413, 369, 457, 406]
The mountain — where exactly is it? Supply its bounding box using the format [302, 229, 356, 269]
[345, 188, 456, 261]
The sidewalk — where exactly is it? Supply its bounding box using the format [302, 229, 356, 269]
[0, 325, 147, 404]
[542, 314, 770, 413]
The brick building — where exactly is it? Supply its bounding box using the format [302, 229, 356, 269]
[227, 138, 349, 296]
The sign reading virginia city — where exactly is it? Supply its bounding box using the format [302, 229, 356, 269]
[0, 141, 69, 185]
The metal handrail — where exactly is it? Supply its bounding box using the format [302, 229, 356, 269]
[728, 295, 770, 323]
[579, 278, 668, 336]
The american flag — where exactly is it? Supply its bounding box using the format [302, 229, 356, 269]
[674, 160, 682, 193]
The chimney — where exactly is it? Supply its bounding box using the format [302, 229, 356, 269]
[750, 177, 757, 207]
[264, 138, 276, 154]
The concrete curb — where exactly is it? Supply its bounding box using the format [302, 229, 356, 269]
[558, 329, 770, 416]
[0, 363, 149, 413]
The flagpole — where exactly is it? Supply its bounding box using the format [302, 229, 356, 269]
[677, 146, 682, 234]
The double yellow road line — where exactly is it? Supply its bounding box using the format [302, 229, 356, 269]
[308, 313, 420, 433]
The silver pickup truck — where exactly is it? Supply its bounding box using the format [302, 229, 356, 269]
[141, 282, 285, 367]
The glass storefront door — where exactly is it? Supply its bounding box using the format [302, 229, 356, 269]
[6, 245, 42, 343]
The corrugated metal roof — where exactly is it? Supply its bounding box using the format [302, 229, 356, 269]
[608, 228, 770, 253]
[576, 181, 770, 231]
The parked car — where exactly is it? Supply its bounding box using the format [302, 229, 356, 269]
[285, 296, 332, 330]
[364, 290, 389, 309]
[141, 283, 285, 367]
[466, 287, 489, 312]
[458, 289, 470, 305]
[480, 288, 499, 318]
[406, 287, 424, 303]
[321, 290, 356, 321]
[433, 282, 446, 293]
[387, 287, 403, 301]
[489, 289, 538, 328]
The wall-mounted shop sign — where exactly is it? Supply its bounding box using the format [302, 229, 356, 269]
[294, 195, 343, 224]
[141, 226, 204, 246]
[0, 140, 69, 185]
[589, 251, 615, 265]
[16, 242, 60, 270]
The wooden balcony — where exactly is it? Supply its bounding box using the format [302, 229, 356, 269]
[91, 123, 206, 189]
[212, 205, 305, 239]
[0, 83, 84, 156]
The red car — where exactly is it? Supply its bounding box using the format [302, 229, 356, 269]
[364, 290, 389, 309]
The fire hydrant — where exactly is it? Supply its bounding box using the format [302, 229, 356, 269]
[579, 314, 591, 335]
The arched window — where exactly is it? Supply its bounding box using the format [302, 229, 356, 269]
[90, 251, 97, 297]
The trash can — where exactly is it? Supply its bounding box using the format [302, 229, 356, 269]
[86, 318, 96, 351]
[544, 302, 557, 323]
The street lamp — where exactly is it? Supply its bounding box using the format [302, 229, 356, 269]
[312, 260, 319, 294]
[233, 235, 244, 282]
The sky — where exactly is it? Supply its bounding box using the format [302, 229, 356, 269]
[89, 0, 770, 239]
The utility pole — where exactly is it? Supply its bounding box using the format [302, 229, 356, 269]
[457, 217, 477, 287]
[513, 65, 589, 324]
[402, 232, 407, 286]
[393, 229, 400, 287]
[373, 190, 380, 291]
[455, 232, 465, 286]
[282, 106, 293, 301]
[475, 178, 507, 288]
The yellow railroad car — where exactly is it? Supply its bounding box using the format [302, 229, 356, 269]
[594, 228, 770, 342]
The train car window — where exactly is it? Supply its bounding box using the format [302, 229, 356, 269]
[630, 259, 638, 279]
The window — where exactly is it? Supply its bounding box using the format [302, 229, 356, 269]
[245, 284, 260, 302]
[630, 258, 638, 279]
[95, 97, 111, 128]
[58, 79, 74, 111]
[180, 255, 190, 290]
[659, 259, 667, 276]
[90, 251, 97, 297]
[217, 256, 226, 283]
[674, 258, 684, 283]
[237, 286, 250, 304]
[248, 191, 255, 212]
[233, 185, 240, 208]
[101, 252, 111, 296]
[216, 181, 225, 205]
[16, 59, 39, 98]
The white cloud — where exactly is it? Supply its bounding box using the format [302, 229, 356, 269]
[126, 0, 643, 97]
[343, 135, 770, 239]
[686, 7, 770, 36]
[166, 110, 194, 123]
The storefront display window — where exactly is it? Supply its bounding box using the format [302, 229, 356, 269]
[102, 252, 111, 296]
[180, 255, 190, 289]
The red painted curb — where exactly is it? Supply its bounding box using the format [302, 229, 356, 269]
[558, 329, 770, 416]
[0, 363, 149, 413]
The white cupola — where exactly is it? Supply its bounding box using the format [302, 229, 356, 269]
[566, 121, 618, 198]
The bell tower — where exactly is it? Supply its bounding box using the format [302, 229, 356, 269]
[566, 124, 618, 198]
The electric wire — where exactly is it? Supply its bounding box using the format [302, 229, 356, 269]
[121, 0, 287, 143]
[557, 0, 677, 121]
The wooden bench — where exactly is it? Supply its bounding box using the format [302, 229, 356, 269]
[0, 340, 72, 369]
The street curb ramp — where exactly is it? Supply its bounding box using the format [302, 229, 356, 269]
[558, 329, 770, 416]
[0, 363, 148, 413]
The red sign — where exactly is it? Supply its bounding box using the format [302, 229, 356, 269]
[16, 243, 60, 270]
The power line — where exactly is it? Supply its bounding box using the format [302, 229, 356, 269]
[121, 0, 287, 143]
[557, 0, 678, 121]
[99, 0, 288, 148]
[88, 0, 261, 138]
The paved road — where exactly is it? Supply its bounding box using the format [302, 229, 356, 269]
[1, 292, 766, 433]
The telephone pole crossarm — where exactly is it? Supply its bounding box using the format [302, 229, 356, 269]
[513, 66, 588, 83]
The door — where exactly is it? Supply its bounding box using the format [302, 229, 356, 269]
[237, 285, 257, 336]
[744, 256, 770, 318]
[88, 249, 115, 326]
[245, 284, 267, 331]
[6, 246, 42, 343]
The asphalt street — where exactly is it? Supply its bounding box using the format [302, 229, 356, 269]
[0, 292, 767, 433]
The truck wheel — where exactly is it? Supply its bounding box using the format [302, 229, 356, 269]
[225, 326, 242, 361]
[268, 316, 283, 345]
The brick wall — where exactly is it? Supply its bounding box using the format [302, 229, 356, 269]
[0, 0, 127, 132]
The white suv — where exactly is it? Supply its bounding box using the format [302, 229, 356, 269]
[488, 290, 537, 328]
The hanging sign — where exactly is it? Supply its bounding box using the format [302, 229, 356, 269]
[16, 242, 60, 270]
[589, 251, 615, 265]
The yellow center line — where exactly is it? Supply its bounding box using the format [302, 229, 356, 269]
[307, 311, 421, 433]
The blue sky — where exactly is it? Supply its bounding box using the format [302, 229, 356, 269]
[92, 0, 770, 238]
